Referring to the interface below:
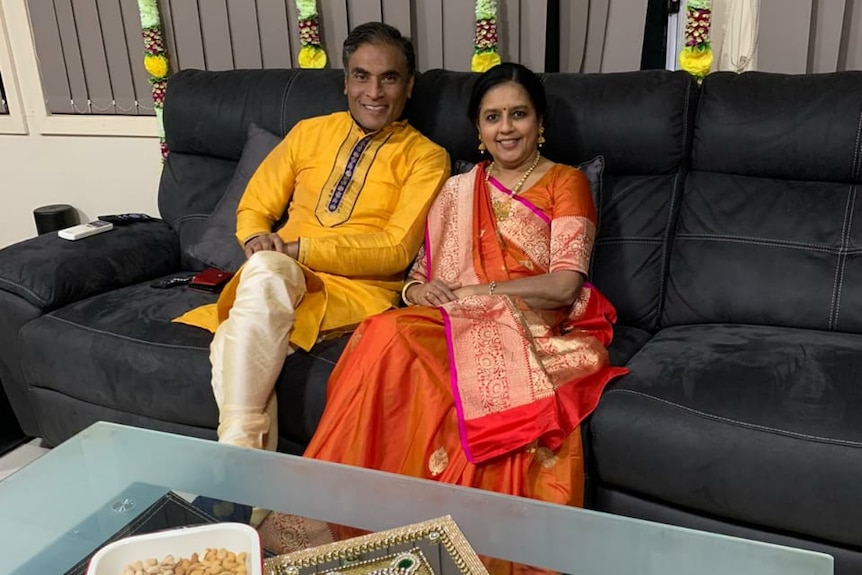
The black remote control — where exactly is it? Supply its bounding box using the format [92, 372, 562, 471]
[150, 276, 193, 289]
[98, 213, 158, 225]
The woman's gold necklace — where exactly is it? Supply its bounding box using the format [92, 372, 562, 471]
[486, 151, 541, 221]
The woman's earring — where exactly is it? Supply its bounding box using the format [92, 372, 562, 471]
[478, 135, 486, 154]
[538, 126, 546, 148]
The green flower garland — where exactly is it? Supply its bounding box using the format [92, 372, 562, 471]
[137, 0, 170, 158]
[472, 0, 501, 72]
[296, 0, 327, 68]
[679, 0, 713, 80]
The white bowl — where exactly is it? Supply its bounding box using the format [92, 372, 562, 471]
[86, 522, 262, 575]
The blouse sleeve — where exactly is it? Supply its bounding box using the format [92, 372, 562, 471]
[549, 167, 597, 275]
[407, 242, 429, 282]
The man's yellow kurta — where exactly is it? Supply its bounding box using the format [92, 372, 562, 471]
[175, 112, 450, 350]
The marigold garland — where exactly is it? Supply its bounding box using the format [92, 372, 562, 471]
[679, 0, 713, 80]
[296, 0, 327, 68]
[472, 0, 501, 72]
[138, 0, 170, 159]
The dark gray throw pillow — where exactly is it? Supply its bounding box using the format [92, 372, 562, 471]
[186, 124, 283, 272]
[452, 159, 477, 176]
[577, 155, 605, 231]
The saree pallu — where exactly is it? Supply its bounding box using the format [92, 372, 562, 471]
[304, 163, 627, 572]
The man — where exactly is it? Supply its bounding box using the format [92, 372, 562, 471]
[176, 22, 450, 451]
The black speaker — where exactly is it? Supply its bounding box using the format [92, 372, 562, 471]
[33, 204, 79, 235]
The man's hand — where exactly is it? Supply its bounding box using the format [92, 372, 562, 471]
[407, 279, 462, 307]
[243, 234, 299, 260]
[244, 233, 285, 258]
[283, 241, 299, 259]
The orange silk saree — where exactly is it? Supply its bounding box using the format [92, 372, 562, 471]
[305, 161, 627, 516]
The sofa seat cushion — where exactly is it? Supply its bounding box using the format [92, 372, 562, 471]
[20, 281, 219, 431]
[19, 277, 648, 447]
[590, 323, 862, 547]
[607, 324, 651, 367]
[19, 278, 345, 446]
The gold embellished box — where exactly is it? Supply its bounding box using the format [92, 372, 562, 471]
[264, 516, 489, 575]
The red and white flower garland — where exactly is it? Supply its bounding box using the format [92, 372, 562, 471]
[137, 0, 170, 159]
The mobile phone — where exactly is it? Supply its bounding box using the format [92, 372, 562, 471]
[150, 276, 193, 289]
[188, 268, 234, 293]
[98, 213, 158, 225]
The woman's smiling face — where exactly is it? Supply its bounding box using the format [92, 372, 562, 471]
[477, 80, 541, 170]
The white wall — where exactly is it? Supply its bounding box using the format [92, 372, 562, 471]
[0, 134, 162, 247]
[0, 0, 162, 248]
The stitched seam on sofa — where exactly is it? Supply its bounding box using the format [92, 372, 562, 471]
[831, 112, 862, 328]
[852, 106, 862, 180]
[606, 389, 862, 448]
[681, 76, 691, 163]
[691, 74, 706, 169]
[42, 314, 211, 351]
[280, 73, 300, 134]
[828, 189, 854, 329]
[656, 169, 682, 330]
[305, 352, 337, 365]
[173, 213, 209, 225]
[831, 187, 856, 329]
[0, 276, 48, 307]
[675, 234, 838, 254]
[656, 73, 693, 332]
[596, 237, 663, 245]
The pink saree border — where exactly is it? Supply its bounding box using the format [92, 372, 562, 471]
[440, 307, 476, 463]
[487, 176, 551, 224]
[423, 225, 432, 280]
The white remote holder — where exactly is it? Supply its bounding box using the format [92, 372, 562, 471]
[58, 220, 114, 240]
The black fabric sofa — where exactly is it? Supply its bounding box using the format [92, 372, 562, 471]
[0, 67, 860, 572]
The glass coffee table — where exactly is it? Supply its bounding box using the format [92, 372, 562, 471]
[0, 422, 833, 574]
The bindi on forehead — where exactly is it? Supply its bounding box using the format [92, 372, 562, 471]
[481, 104, 531, 113]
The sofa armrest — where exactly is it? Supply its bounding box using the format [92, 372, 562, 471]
[0, 222, 180, 312]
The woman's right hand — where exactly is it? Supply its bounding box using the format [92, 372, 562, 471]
[407, 279, 462, 307]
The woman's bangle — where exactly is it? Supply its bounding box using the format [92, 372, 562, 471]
[488, 281, 497, 295]
[401, 280, 424, 305]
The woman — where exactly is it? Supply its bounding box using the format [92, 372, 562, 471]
[301, 63, 627, 560]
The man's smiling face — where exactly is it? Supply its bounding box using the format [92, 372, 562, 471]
[344, 42, 414, 132]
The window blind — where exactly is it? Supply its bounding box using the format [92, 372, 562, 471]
[28, 0, 155, 115]
[25, 0, 632, 117]
[0, 72, 8, 114]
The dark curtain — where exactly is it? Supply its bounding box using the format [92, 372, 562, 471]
[641, 0, 675, 69]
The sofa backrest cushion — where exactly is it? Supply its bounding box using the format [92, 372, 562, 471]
[663, 71, 862, 332]
[163, 69, 347, 160]
[412, 69, 697, 330]
[159, 69, 348, 268]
